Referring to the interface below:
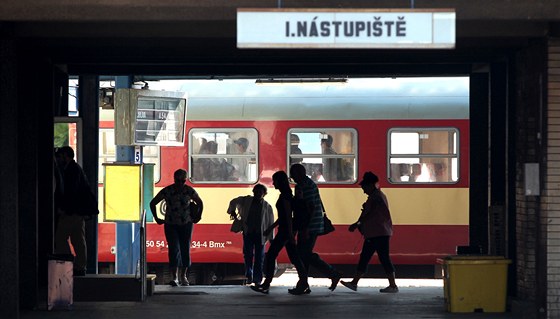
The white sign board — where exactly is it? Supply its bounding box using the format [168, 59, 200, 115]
[237, 9, 455, 49]
[524, 163, 540, 196]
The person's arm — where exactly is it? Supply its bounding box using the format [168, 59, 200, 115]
[264, 203, 278, 238]
[149, 189, 165, 224]
[226, 197, 240, 219]
[264, 203, 275, 240]
[263, 220, 278, 237]
[281, 198, 296, 244]
[349, 198, 371, 232]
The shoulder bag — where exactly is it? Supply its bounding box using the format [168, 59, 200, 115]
[190, 201, 202, 223]
[230, 216, 243, 233]
[319, 200, 335, 236]
[321, 214, 335, 236]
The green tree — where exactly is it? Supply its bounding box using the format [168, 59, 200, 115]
[54, 123, 69, 148]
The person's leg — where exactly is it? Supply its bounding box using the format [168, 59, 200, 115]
[354, 238, 376, 285]
[68, 215, 87, 274]
[184, 222, 194, 268]
[164, 224, 180, 285]
[285, 241, 310, 294]
[341, 238, 376, 291]
[252, 232, 285, 294]
[242, 233, 255, 283]
[296, 231, 315, 273]
[304, 233, 341, 290]
[262, 234, 284, 285]
[54, 214, 73, 256]
[252, 233, 265, 285]
[386, 272, 397, 288]
[177, 223, 193, 285]
[375, 236, 398, 292]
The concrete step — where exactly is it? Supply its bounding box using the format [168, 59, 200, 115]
[74, 274, 156, 301]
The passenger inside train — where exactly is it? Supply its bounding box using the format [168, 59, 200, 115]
[290, 134, 303, 166]
[232, 137, 252, 182]
[192, 139, 231, 181]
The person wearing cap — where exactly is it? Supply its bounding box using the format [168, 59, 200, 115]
[340, 171, 398, 293]
[150, 169, 204, 287]
[234, 137, 249, 150]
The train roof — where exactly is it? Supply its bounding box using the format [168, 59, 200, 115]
[105, 77, 470, 121]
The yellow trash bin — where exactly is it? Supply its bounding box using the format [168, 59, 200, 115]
[437, 256, 511, 313]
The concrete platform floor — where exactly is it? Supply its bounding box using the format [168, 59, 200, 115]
[21, 272, 530, 319]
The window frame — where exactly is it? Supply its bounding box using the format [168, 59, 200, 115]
[387, 127, 460, 184]
[287, 128, 358, 184]
[188, 127, 259, 184]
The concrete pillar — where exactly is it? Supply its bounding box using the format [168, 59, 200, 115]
[469, 72, 489, 251]
[0, 22, 19, 319]
[79, 75, 100, 274]
[17, 44, 57, 310]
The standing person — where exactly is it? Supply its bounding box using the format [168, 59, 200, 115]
[54, 146, 91, 276]
[150, 169, 204, 286]
[340, 172, 398, 293]
[290, 134, 303, 166]
[320, 134, 339, 181]
[194, 140, 226, 181]
[227, 184, 275, 285]
[289, 163, 342, 291]
[232, 137, 251, 181]
[251, 171, 310, 295]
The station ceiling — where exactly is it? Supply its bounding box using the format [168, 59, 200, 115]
[2, 0, 559, 75]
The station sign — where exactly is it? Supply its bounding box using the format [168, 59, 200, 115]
[237, 8, 455, 49]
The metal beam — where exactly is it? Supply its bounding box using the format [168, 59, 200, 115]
[1, 1, 560, 22]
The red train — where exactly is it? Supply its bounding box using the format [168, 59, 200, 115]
[96, 77, 470, 283]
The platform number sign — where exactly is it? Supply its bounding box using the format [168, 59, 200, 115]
[134, 146, 142, 164]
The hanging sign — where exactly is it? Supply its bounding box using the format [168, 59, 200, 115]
[115, 89, 187, 147]
[237, 9, 455, 49]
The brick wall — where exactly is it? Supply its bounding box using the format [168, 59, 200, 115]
[515, 40, 543, 303]
[520, 37, 560, 318]
[545, 37, 560, 318]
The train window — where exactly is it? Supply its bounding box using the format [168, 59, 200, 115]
[98, 128, 161, 183]
[288, 129, 357, 183]
[142, 146, 161, 182]
[388, 128, 459, 183]
[189, 128, 258, 183]
[98, 128, 115, 182]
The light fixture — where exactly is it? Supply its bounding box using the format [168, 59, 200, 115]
[255, 77, 348, 85]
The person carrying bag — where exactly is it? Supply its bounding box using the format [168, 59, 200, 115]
[226, 184, 274, 285]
